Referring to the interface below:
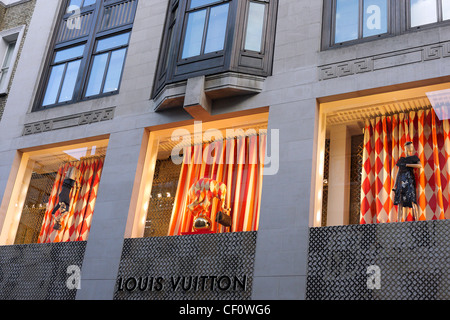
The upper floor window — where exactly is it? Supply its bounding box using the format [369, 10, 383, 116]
[35, 0, 138, 110]
[152, 0, 278, 101]
[0, 25, 25, 95]
[181, 0, 230, 59]
[409, 0, 450, 27]
[323, 0, 450, 49]
[334, 0, 389, 43]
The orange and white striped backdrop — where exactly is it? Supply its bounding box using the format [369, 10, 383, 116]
[168, 134, 266, 235]
[38, 158, 104, 243]
[360, 109, 450, 224]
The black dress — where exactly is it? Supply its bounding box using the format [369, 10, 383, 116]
[393, 155, 420, 208]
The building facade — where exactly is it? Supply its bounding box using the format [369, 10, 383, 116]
[0, 0, 449, 300]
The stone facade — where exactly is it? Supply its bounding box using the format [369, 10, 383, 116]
[0, 0, 35, 121]
[0, 0, 448, 300]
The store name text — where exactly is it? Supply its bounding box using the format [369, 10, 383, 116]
[117, 275, 248, 293]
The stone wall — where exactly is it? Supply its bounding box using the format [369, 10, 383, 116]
[0, 0, 35, 121]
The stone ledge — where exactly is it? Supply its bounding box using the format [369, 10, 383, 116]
[318, 41, 450, 81]
[153, 72, 266, 111]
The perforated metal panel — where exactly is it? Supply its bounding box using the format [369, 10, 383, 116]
[0, 242, 86, 300]
[306, 220, 450, 300]
[114, 232, 257, 300]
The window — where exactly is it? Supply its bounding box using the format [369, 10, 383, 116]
[2, 139, 108, 245]
[85, 32, 130, 97]
[323, 0, 450, 49]
[181, 0, 230, 59]
[409, 0, 450, 27]
[66, 0, 97, 11]
[0, 41, 16, 92]
[153, 0, 278, 101]
[35, 0, 137, 110]
[0, 26, 25, 95]
[314, 85, 450, 227]
[334, 0, 389, 43]
[128, 114, 269, 238]
[42, 45, 85, 106]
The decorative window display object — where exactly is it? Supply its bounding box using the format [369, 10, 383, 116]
[187, 178, 231, 232]
[392, 142, 422, 222]
[359, 108, 450, 224]
[130, 114, 268, 238]
[2, 140, 108, 245]
[35, 0, 138, 110]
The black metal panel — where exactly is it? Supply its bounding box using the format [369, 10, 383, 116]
[114, 232, 257, 300]
[0, 242, 87, 300]
[306, 220, 450, 300]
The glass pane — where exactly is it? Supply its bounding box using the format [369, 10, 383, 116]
[244, 2, 266, 52]
[204, 3, 229, 54]
[410, 0, 437, 27]
[103, 48, 127, 93]
[335, 0, 359, 43]
[42, 65, 65, 106]
[443, 0, 450, 20]
[67, 0, 96, 12]
[96, 33, 130, 52]
[83, 0, 97, 7]
[67, 0, 82, 12]
[190, 0, 220, 9]
[85, 53, 108, 97]
[182, 9, 207, 59]
[2, 41, 16, 68]
[54, 45, 85, 63]
[363, 0, 388, 37]
[0, 68, 9, 89]
[58, 60, 81, 103]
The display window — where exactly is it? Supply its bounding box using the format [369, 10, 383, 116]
[129, 113, 268, 238]
[315, 85, 450, 227]
[1, 139, 108, 245]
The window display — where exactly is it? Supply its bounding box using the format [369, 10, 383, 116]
[316, 91, 450, 227]
[8, 140, 108, 245]
[137, 115, 268, 238]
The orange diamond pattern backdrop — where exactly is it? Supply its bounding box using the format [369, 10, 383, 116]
[360, 109, 450, 224]
[38, 158, 104, 243]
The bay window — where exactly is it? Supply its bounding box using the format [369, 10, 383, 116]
[152, 0, 278, 105]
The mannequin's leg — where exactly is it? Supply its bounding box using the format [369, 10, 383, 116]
[397, 204, 403, 222]
[402, 206, 409, 222]
[412, 203, 419, 221]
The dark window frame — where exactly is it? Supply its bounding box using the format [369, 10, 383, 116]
[152, 0, 278, 99]
[179, 0, 231, 61]
[34, 0, 137, 111]
[322, 0, 450, 50]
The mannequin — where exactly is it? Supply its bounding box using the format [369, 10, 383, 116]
[187, 178, 231, 231]
[392, 142, 422, 222]
[51, 166, 79, 230]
